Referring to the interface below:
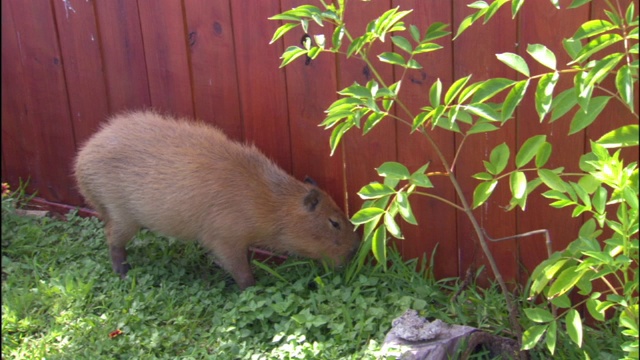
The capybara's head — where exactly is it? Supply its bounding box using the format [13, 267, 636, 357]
[278, 180, 360, 267]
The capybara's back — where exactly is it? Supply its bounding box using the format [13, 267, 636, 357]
[74, 110, 360, 289]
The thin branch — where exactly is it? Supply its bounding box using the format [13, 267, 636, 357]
[483, 228, 553, 259]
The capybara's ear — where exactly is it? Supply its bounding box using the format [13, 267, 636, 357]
[303, 188, 320, 211]
[303, 176, 318, 187]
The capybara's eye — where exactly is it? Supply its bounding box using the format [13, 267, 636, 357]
[329, 218, 341, 230]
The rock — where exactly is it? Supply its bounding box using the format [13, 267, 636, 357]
[382, 309, 521, 360]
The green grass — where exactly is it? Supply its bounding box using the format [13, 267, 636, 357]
[0, 195, 625, 359]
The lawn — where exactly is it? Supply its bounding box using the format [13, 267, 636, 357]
[1, 195, 625, 359]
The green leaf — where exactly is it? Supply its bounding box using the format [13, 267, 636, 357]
[548, 265, 585, 298]
[472, 172, 494, 181]
[347, 35, 368, 58]
[596, 125, 639, 148]
[339, 83, 373, 99]
[522, 325, 547, 350]
[501, 80, 529, 122]
[530, 257, 569, 295]
[377, 162, 410, 180]
[363, 112, 385, 135]
[378, 52, 406, 66]
[510, 171, 527, 200]
[583, 53, 625, 91]
[527, 44, 557, 70]
[454, 14, 476, 40]
[371, 226, 387, 266]
[471, 78, 515, 103]
[566, 309, 583, 347]
[358, 182, 396, 200]
[615, 65, 635, 111]
[409, 172, 433, 189]
[472, 180, 498, 208]
[524, 308, 555, 323]
[496, 52, 530, 77]
[546, 320, 557, 355]
[550, 88, 578, 122]
[445, 75, 472, 105]
[592, 187, 607, 215]
[516, 135, 547, 168]
[535, 142, 552, 168]
[568, 0, 592, 9]
[465, 103, 501, 122]
[572, 20, 617, 41]
[489, 142, 510, 174]
[535, 72, 560, 121]
[511, 0, 524, 17]
[406, 59, 422, 69]
[483, 0, 509, 24]
[351, 207, 385, 225]
[429, 79, 442, 108]
[574, 71, 593, 110]
[412, 42, 443, 54]
[279, 46, 308, 67]
[328, 121, 351, 155]
[563, 38, 583, 60]
[538, 169, 567, 191]
[410, 24, 420, 42]
[391, 36, 412, 54]
[586, 298, 606, 322]
[423, 22, 450, 42]
[467, 120, 499, 134]
[397, 191, 418, 225]
[571, 33, 623, 64]
[568, 96, 611, 135]
[332, 24, 345, 51]
[384, 212, 403, 239]
[270, 23, 299, 44]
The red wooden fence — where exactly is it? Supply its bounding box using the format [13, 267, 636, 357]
[2, 0, 636, 284]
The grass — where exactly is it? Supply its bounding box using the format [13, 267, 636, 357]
[0, 192, 626, 359]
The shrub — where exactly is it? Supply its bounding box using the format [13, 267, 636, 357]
[270, 0, 638, 357]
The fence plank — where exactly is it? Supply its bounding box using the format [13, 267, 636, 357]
[338, 1, 398, 226]
[230, 1, 292, 172]
[452, 0, 518, 285]
[138, 0, 194, 118]
[51, 0, 109, 145]
[94, 0, 151, 113]
[279, 0, 347, 208]
[395, 1, 459, 278]
[184, 0, 243, 141]
[515, 1, 591, 283]
[1, 0, 80, 205]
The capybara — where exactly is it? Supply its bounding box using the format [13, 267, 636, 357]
[73, 110, 360, 289]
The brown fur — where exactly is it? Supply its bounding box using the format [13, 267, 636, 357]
[73, 110, 360, 289]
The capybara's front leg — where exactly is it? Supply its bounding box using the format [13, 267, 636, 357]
[109, 245, 131, 278]
[105, 217, 138, 278]
[211, 243, 256, 290]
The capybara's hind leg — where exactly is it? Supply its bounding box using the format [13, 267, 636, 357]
[105, 217, 139, 278]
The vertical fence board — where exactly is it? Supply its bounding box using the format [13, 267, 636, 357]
[453, 0, 518, 285]
[94, 0, 151, 113]
[138, 0, 193, 118]
[393, 1, 458, 278]
[230, 2, 292, 172]
[515, 1, 590, 283]
[1, 0, 80, 205]
[52, 0, 109, 145]
[184, 0, 243, 141]
[338, 1, 397, 222]
[280, 0, 347, 207]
